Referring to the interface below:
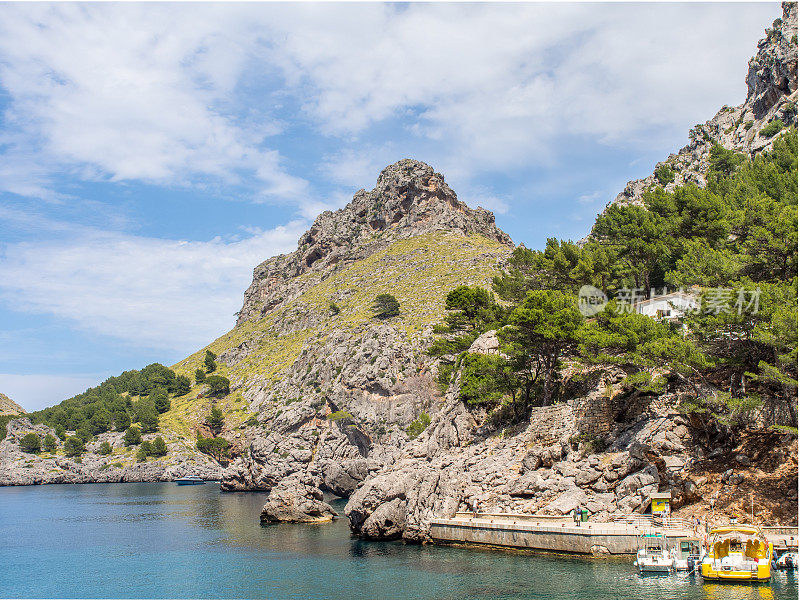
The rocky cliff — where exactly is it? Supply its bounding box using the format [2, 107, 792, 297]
[0, 393, 25, 416]
[608, 2, 797, 209]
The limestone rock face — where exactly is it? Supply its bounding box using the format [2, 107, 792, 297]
[259, 473, 337, 524]
[598, 3, 798, 217]
[0, 418, 221, 486]
[237, 159, 512, 325]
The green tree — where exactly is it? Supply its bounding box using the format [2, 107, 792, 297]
[98, 441, 113, 456]
[43, 433, 57, 453]
[134, 397, 159, 433]
[196, 434, 230, 461]
[205, 376, 230, 398]
[195, 369, 206, 384]
[655, 164, 675, 185]
[113, 410, 131, 432]
[372, 294, 400, 319]
[150, 388, 171, 414]
[500, 290, 585, 406]
[173, 375, 191, 396]
[207, 406, 225, 429]
[19, 433, 41, 453]
[459, 353, 518, 408]
[151, 436, 168, 457]
[123, 426, 142, 446]
[204, 350, 217, 373]
[63, 436, 85, 457]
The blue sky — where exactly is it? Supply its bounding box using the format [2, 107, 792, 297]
[0, 2, 779, 411]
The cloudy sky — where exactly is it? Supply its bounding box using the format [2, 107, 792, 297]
[0, 2, 779, 411]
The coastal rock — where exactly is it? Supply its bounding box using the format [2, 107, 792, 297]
[260, 474, 337, 524]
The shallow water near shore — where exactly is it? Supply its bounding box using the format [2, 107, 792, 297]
[0, 482, 796, 599]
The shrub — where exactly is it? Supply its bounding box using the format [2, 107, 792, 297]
[744, 120, 754, 130]
[19, 433, 41, 454]
[151, 436, 167, 457]
[204, 349, 217, 373]
[63, 436, 85, 457]
[54, 424, 66, 440]
[205, 375, 230, 398]
[43, 434, 57, 453]
[134, 397, 159, 433]
[136, 445, 149, 462]
[372, 294, 400, 319]
[98, 441, 113, 456]
[329, 302, 341, 315]
[123, 426, 142, 446]
[113, 411, 131, 432]
[406, 412, 432, 440]
[654, 164, 675, 185]
[326, 410, 353, 422]
[195, 369, 206, 384]
[760, 119, 784, 137]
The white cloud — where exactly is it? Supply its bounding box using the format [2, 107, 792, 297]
[0, 3, 777, 200]
[0, 222, 305, 351]
[0, 373, 102, 412]
[0, 3, 306, 201]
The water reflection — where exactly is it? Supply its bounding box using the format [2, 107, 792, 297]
[0, 483, 797, 600]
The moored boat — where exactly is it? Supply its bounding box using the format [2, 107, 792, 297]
[175, 475, 206, 485]
[700, 525, 772, 583]
[634, 532, 675, 574]
[671, 536, 702, 572]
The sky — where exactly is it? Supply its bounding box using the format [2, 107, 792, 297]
[0, 2, 779, 411]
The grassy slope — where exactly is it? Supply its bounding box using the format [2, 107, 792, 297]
[0, 393, 25, 416]
[162, 231, 509, 438]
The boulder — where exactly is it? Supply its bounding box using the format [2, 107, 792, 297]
[260, 474, 337, 524]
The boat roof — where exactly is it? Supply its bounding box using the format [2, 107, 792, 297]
[709, 525, 762, 535]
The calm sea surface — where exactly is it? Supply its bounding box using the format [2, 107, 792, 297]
[0, 482, 796, 599]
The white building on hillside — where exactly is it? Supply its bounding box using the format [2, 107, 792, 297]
[634, 291, 699, 322]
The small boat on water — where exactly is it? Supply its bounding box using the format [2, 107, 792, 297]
[700, 524, 772, 583]
[175, 475, 206, 485]
[634, 533, 675, 574]
[671, 536, 702, 572]
[776, 551, 798, 570]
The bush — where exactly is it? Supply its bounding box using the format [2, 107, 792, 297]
[43, 434, 57, 453]
[205, 375, 230, 398]
[134, 397, 159, 433]
[151, 436, 167, 457]
[19, 433, 41, 454]
[760, 119, 784, 137]
[406, 413, 432, 440]
[123, 426, 142, 446]
[654, 164, 675, 185]
[326, 410, 353, 422]
[372, 294, 400, 319]
[329, 302, 341, 315]
[207, 406, 225, 429]
[195, 369, 206, 384]
[204, 350, 217, 373]
[113, 411, 131, 432]
[98, 441, 113, 456]
[63, 436, 85, 457]
[136, 445, 149, 462]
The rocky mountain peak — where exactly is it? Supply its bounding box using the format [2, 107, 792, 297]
[602, 2, 797, 214]
[0, 393, 25, 417]
[237, 159, 513, 325]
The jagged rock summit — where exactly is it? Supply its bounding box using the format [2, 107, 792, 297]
[608, 2, 797, 209]
[237, 159, 512, 324]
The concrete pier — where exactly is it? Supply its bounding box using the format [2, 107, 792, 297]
[429, 513, 692, 556]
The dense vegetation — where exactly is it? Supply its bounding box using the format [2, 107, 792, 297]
[26, 363, 191, 446]
[433, 130, 798, 435]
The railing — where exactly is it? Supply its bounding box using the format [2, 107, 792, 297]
[453, 512, 571, 522]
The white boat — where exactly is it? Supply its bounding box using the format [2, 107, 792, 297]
[634, 533, 675, 574]
[175, 475, 206, 485]
[671, 536, 702, 571]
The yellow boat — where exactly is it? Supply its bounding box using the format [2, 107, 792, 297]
[700, 524, 772, 583]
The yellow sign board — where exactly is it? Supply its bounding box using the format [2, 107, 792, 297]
[651, 498, 669, 513]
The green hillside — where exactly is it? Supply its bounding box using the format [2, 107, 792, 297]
[164, 231, 510, 437]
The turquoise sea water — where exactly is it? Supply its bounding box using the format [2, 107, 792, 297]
[0, 482, 796, 599]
